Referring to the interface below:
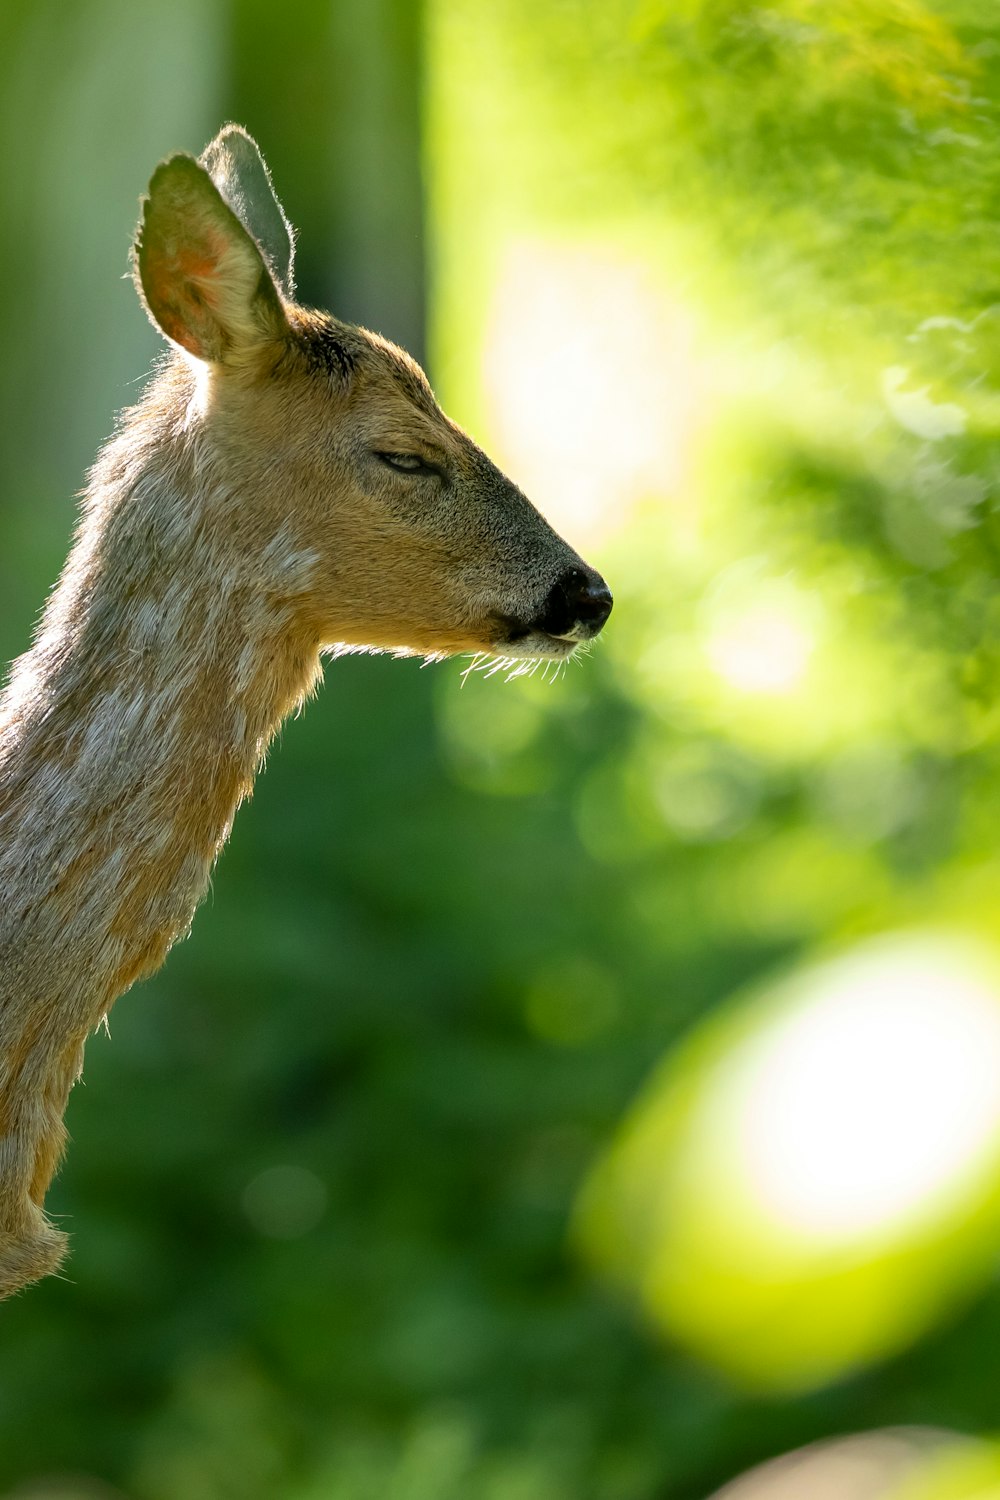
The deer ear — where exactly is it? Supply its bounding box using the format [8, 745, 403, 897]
[133, 153, 289, 364]
[200, 124, 296, 298]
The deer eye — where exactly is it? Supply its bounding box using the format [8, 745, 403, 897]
[376, 451, 433, 475]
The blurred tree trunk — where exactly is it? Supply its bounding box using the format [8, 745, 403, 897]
[227, 0, 427, 363]
[0, 0, 221, 664]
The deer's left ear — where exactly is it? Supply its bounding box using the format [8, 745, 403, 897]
[133, 153, 289, 365]
[200, 124, 296, 298]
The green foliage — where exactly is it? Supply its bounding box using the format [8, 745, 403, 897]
[4, 1, 1000, 1498]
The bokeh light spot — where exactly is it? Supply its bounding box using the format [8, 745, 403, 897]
[577, 932, 1000, 1390]
[525, 955, 621, 1047]
[709, 1428, 1000, 1500]
[717, 939, 1000, 1240]
[482, 240, 702, 546]
[703, 570, 819, 696]
[241, 1165, 327, 1240]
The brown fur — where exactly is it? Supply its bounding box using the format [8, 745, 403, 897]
[0, 127, 610, 1298]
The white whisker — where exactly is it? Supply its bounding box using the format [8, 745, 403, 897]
[460, 651, 487, 687]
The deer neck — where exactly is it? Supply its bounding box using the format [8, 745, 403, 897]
[0, 378, 323, 1025]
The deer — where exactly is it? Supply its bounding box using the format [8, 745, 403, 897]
[0, 126, 611, 1299]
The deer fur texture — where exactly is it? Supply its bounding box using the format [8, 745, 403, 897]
[0, 125, 611, 1299]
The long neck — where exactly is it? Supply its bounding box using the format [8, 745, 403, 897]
[0, 370, 322, 1029]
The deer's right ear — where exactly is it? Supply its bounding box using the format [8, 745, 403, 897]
[200, 124, 296, 298]
[133, 154, 289, 364]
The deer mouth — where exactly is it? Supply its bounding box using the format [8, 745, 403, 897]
[492, 625, 582, 660]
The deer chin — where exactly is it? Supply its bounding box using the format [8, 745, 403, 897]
[490, 628, 580, 661]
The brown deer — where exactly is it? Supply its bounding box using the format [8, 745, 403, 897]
[0, 126, 611, 1299]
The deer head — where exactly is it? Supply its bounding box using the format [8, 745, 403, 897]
[133, 124, 612, 664]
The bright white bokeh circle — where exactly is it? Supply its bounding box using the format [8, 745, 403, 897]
[703, 936, 1000, 1242]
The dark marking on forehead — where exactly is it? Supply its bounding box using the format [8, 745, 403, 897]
[291, 310, 358, 383]
[304, 324, 355, 382]
[291, 309, 439, 418]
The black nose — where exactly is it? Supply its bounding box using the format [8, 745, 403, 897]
[535, 566, 613, 640]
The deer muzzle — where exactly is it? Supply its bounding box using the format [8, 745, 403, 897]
[494, 563, 613, 657]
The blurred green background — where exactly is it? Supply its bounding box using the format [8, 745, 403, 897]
[4, 1, 1000, 1496]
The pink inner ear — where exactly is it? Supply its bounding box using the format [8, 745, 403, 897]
[179, 250, 217, 282]
[143, 213, 252, 358]
[177, 236, 228, 309]
[158, 303, 198, 351]
[144, 241, 219, 356]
